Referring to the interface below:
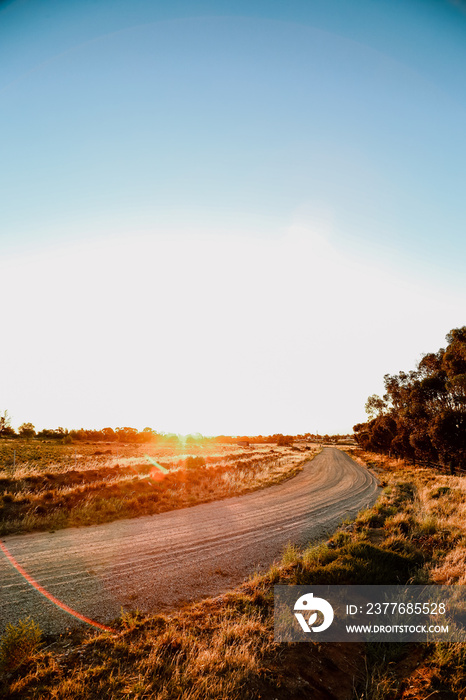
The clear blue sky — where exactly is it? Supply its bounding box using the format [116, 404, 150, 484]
[1, 0, 466, 435]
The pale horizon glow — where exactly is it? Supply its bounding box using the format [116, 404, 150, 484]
[1, 0, 466, 436]
[2, 220, 463, 436]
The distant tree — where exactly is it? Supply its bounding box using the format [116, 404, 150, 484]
[115, 427, 139, 443]
[0, 410, 16, 438]
[69, 429, 86, 441]
[138, 427, 158, 443]
[276, 434, 293, 446]
[0, 410, 10, 432]
[18, 422, 36, 439]
[37, 427, 69, 441]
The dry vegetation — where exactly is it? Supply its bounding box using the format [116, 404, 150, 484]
[349, 449, 466, 699]
[0, 441, 316, 536]
[1, 448, 465, 698]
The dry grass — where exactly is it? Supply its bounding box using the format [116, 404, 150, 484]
[0, 441, 316, 536]
[0, 618, 42, 675]
[349, 450, 466, 699]
[0, 441, 318, 476]
[3, 601, 275, 700]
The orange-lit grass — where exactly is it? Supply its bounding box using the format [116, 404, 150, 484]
[0, 440, 304, 475]
[0, 445, 315, 536]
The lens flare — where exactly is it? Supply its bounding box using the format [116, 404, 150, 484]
[0, 540, 116, 633]
[144, 454, 169, 482]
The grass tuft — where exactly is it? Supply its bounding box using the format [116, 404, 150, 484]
[0, 618, 42, 674]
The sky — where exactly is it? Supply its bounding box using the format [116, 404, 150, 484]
[1, 0, 466, 436]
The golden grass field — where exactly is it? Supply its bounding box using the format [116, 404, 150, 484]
[0, 440, 316, 536]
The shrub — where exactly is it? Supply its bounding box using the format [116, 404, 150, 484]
[281, 542, 301, 565]
[120, 607, 144, 630]
[430, 486, 451, 499]
[184, 456, 206, 470]
[0, 617, 42, 673]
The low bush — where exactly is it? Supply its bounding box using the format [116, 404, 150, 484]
[184, 456, 206, 469]
[0, 618, 42, 674]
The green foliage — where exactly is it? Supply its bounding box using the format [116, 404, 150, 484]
[0, 617, 42, 673]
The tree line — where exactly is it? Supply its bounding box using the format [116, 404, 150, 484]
[0, 415, 349, 445]
[353, 326, 466, 471]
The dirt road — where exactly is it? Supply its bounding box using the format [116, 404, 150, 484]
[0, 448, 380, 634]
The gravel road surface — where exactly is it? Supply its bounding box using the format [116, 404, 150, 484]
[0, 448, 380, 634]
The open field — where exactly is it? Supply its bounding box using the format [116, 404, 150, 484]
[0, 441, 315, 536]
[1, 448, 465, 698]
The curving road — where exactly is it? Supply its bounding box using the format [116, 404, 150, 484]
[0, 448, 380, 634]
